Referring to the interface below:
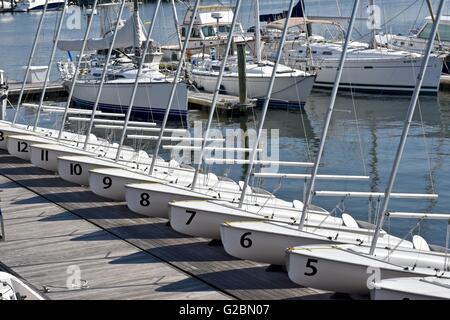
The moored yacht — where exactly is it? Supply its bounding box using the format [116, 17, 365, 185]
[263, 18, 444, 94]
[57, 4, 188, 121]
[191, 57, 315, 106]
[376, 16, 450, 54]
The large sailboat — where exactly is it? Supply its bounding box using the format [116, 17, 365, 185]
[57, 2, 188, 121]
[376, 15, 450, 54]
[190, 57, 315, 106]
[263, 17, 444, 94]
[190, 0, 315, 107]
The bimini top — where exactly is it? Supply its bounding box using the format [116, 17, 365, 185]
[265, 17, 342, 30]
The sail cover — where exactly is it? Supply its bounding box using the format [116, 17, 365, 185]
[57, 14, 146, 51]
[259, 0, 304, 23]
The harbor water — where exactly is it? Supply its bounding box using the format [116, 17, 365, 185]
[1, 0, 450, 247]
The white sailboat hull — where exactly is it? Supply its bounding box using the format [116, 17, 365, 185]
[88, 168, 162, 201]
[169, 198, 310, 240]
[7, 135, 58, 161]
[311, 56, 442, 93]
[169, 203, 268, 239]
[287, 249, 411, 294]
[125, 184, 212, 218]
[58, 156, 129, 186]
[0, 271, 45, 300]
[30, 143, 95, 172]
[286, 244, 448, 294]
[220, 221, 332, 265]
[0, 125, 32, 150]
[220, 220, 412, 266]
[191, 72, 315, 104]
[371, 277, 450, 300]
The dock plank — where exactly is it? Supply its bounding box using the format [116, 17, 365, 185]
[0, 172, 229, 300]
[0, 150, 333, 300]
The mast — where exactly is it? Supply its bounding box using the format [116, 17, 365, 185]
[82, 0, 127, 151]
[237, 0, 299, 208]
[190, 0, 243, 190]
[255, 0, 261, 63]
[148, 0, 201, 175]
[58, 0, 99, 142]
[368, 0, 377, 49]
[297, 0, 360, 230]
[426, 0, 441, 43]
[32, 0, 69, 131]
[368, 0, 446, 255]
[114, 0, 162, 161]
[171, 0, 183, 50]
[12, 0, 50, 126]
[133, 0, 141, 58]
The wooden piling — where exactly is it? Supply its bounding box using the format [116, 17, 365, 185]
[237, 43, 248, 113]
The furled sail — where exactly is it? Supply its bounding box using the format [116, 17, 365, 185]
[57, 14, 146, 52]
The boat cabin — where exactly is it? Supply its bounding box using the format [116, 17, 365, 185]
[180, 5, 245, 41]
[414, 15, 450, 43]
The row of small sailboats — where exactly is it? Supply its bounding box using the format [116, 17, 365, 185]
[1, 0, 449, 300]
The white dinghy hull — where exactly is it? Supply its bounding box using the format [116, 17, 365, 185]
[7, 134, 57, 161]
[312, 55, 443, 94]
[220, 220, 412, 266]
[126, 184, 212, 218]
[169, 202, 270, 239]
[30, 143, 96, 172]
[371, 277, 450, 300]
[169, 199, 309, 240]
[220, 221, 333, 265]
[0, 125, 32, 150]
[58, 156, 129, 186]
[0, 271, 45, 300]
[286, 244, 447, 295]
[88, 168, 163, 201]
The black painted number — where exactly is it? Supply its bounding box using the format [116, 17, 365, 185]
[70, 163, 82, 176]
[140, 193, 150, 206]
[41, 149, 48, 161]
[103, 176, 112, 189]
[185, 210, 196, 225]
[0, 131, 4, 141]
[17, 141, 28, 152]
[304, 258, 318, 276]
[240, 232, 252, 248]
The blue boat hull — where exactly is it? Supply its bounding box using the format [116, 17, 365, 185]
[72, 98, 188, 122]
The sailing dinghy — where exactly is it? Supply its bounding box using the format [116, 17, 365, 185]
[286, 0, 450, 295]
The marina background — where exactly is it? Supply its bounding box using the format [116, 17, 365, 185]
[1, 0, 450, 247]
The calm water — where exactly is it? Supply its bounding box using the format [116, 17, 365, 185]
[1, 1, 450, 246]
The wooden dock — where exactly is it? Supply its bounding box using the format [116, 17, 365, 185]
[6, 81, 255, 112]
[0, 150, 334, 300]
[187, 90, 255, 112]
[7, 81, 66, 103]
